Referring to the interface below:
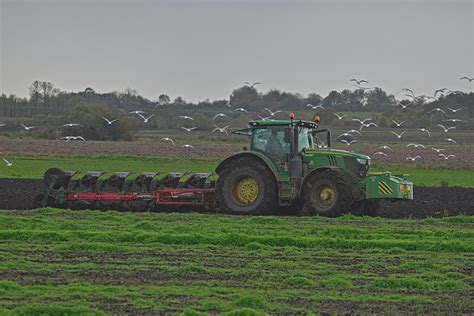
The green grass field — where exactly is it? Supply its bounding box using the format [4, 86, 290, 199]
[0, 155, 473, 187]
[0, 209, 472, 314]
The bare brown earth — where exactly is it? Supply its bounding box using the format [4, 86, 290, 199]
[0, 138, 473, 167]
[1, 178, 472, 218]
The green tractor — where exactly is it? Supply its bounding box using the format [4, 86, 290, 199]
[215, 117, 413, 216]
[38, 117, 413, 216]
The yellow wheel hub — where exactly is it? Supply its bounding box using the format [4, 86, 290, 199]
[233, 176, 259, 205]
[319, 185, 335, 207]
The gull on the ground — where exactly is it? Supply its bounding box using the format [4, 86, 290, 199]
[406, 156, 421, 161]
[212, 125, 230, 135]
[391, 120, 405, 127]
[306, 104, 324, 110]
[137, 114, 155, 123]
[2, 158, 13, 167]
[212, 113, 227, 120]
[379, 145, 391, 150]
[264, 108, 282, 117]
[374, 152, 388, 156]
[160, 137, 175, 145]
[446, 107, 463, 113]
[180, 144, 194, 148]
[179, 115, 194, 120]
[333, 113, 346, 120]
[180, 126, 198, 132]
[444, 138, 457, 143]
[62, 123, 82, 127]
[340, 139, 358, 146]
[359, 122, 377, 131]
[102, 117, 119, 125]
[20, 124, 35, 130]
[417, 128, 431, 137]
[460, 76, 474, 82]
[233, 108, 248, 112]
[407, 143, 426, 149]
[431, 148, 445, 153]
[61, 136, 85, 141]
[390, 130, 406, 139]
[437, 124, 456, 132]
[439, 154, 455, 160]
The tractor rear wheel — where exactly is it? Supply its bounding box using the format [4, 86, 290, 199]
[216, 158, 277, 214]
[302, 170, 352, 217]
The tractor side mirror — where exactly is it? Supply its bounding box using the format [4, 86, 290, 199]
[284, 127, 292, 143]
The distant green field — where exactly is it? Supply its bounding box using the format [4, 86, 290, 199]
[0, 155, 472, 187]
[0, 209, 472, 314]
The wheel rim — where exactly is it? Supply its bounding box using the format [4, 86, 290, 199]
[232, 176, 259, 205]
[313, 184, 336, 210]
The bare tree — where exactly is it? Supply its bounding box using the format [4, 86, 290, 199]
[28, 80, 41, 116]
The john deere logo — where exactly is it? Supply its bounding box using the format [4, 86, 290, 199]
[378, 181, 393, 195]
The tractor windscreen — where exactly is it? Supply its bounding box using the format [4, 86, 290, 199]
[298, 127, 314, 151]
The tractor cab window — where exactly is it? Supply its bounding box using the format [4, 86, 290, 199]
[298, 128, 314, 151]
[251, 126, 288, 161]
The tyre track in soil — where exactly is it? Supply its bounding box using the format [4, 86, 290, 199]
[0, 178, 472, 218]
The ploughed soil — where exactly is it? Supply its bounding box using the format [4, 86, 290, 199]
[0, 178, 472, 218]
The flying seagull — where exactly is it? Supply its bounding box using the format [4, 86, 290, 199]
[180, 126, 198, 132]
[233, 108, 248, 112]
[379, 145, 391, 150]
[212, 125, 230, 135]
[417, 128, 431, 137]
[264, 108, 282, 117]
[102, 117, 119, 125]
[61, 136, 85, 141]
[431, 148, 445, 153]
[180, 144, 194, 148]
[128, 110, 145, 115]
[359, 122, 377, 131]
[444, 119, 466, 123]
[438, 154, 455, 160]
[446, 107, 462, 113]
[407, 143, 426, 149]
[460, 76, 474, 82]
[374, 152, 388, 156]
[20, 124, 35, 131]
[160, 137, 175, 145]
[350, 79, 369, 85]
[212, 113, 227, 120]
[444, 138, 457, 143]
[179, 115, 194, 120]
[429, 108, 447, 115]
[391, 120, 405, 127]
[352, 118, 372, 124]
[306, 104, 324, 110]
[2, 158, 13, 167]
[62, 123, 82, 127]
[437, 124, 456, 133]
[340, 139, 358, 146]
[244, 82, 261, 88]
[390, 130, 406, 139]
[333, 113, 346, 120]
[137, 114, 155, 123]
[346, 129, 362, 135]
[406, 156, 421, 161]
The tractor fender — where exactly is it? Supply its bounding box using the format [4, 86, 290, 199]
[215, 151, 279, 183]
[299, 167, 353, 198]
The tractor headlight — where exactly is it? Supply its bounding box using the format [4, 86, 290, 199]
[356, 158, 367, 165]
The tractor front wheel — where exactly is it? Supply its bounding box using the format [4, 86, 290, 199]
[302, 170, 352, 217]
[216, 158, 277, 214]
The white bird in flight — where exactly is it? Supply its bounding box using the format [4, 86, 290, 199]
[346, 129, 362, 135]
[160, 137, 175, 145]
[2, 158, 13, 167]
[137, 114, 155, 123]
[444, 119, 465, 123]
[340, 139, 358, 146]
[62, 123, 82, 127]
[212, 125, 230, 135]
[20, 124, 35, 131]
[417, 128, 431, 137]
[352, 118, 372, 125]
[102, 117, 119, 125]
[212, 113, 227, 120]
[179, 115, 194, 120]
[460, 76, 474, 82]
[333, 113, 346, 120]
[391, 120, 405, 127]
[180, 144, 194, 148]
[446, 107, 462, 113]
[437, 124, 456, 133]
[180, 126, 198, 132]
[128, 110, 145, 115]
[306, 104, 324, 110]
[390, 130, 406, 139]
[264, 108, 282, 117]
[444, 138, 457, 143]
[61, 136, 85, 141]
[429, 108, 446, 115]
[233, 108, 248, 112]
[407, 143, 425, 149]
[350, 78, 369, 85]
[379, 145, 391, 150]
[374, 152, 387, 156]
[406, 156, 421, 161]
[0, 123, 6, 127]
[244, 82, 261, 88]
[439, 154, 455, 160]
[431, 148, 445, 153]
[258, 115, 273, 121]
[359, 122, 377, 131]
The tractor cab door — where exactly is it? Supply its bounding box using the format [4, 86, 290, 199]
[251, 126, 289, 165]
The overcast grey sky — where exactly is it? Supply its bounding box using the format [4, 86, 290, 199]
[1, 0, 473, 102]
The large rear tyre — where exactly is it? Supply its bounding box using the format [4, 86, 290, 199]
[44, 168, 66, 189]
[302, 170, 352, 217]
[216, 158, 277, 215]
